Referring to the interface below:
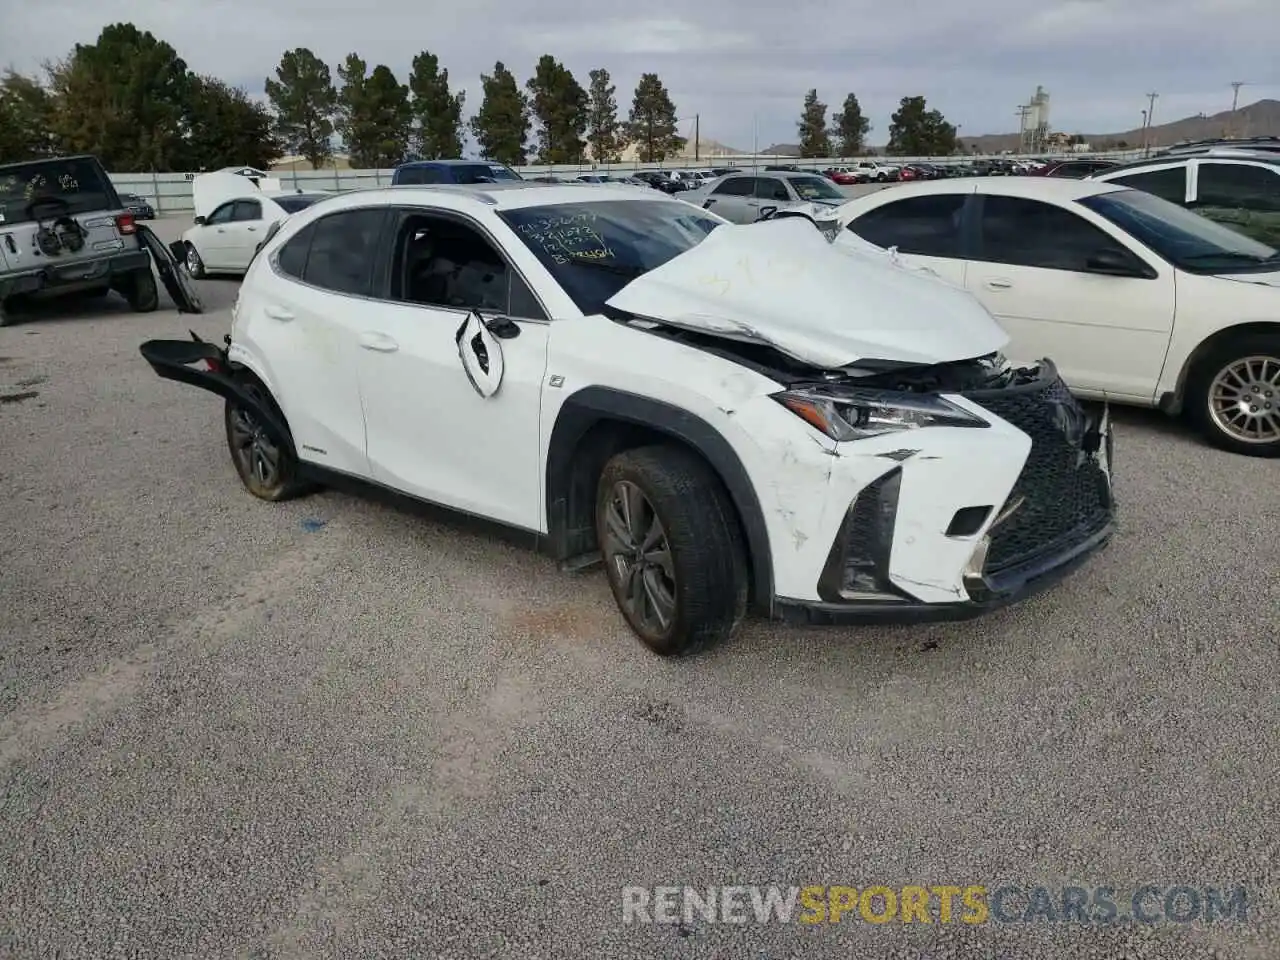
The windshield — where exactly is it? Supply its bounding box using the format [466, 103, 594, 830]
[498, 199, 723, 315]
[274, 193, 327, 213]
[0, 157, 116, 225]
[787, 176, 845, 201]
[1079, 188, 1277, 273]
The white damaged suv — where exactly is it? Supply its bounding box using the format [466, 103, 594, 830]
[141, 183, 1116, 655]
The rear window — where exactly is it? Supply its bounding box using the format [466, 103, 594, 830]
[0, 157, 116, 225]
[274, 193, 327, 213]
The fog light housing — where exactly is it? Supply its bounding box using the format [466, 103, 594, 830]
[817, 467, 914, 603]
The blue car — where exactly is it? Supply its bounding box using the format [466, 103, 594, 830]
[391, 159, 524, 186]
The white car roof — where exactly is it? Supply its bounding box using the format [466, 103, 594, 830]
[841, 176, 1130, 204]
[308, 182, 681, 214]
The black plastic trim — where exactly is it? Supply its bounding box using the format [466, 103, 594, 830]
[545, 386, 774, 611]
[0, 249, 150, 299]
[778, 519, 1114, 626]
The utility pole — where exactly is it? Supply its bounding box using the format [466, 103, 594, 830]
[1230, 82, 1246, 137]
[1015, 105, 1032, 153]
[694, 114, 700, 161]
[1144, 92, 1158, 153]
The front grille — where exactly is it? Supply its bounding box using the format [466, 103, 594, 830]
[965, 371, 1113, 575]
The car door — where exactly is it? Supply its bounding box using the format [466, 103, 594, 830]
[842, 191, 973, 287]
[221, 199, 267, 270]
[753, 176, 791, 220]
[965, 194, 1175, 400]
[241, 207, 387, 477]
[700, 175, 755, 222]
[197, 201, 238, 268]
[1188, 160, 1280, 246]
[353, 207, 550, 531]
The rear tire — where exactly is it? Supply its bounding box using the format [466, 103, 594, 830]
[123, 269, 159, 313]
[0, 297, 16, 328]
[225, 379, 316, 501]
[1187, 333, 1280, 457]
[596, 445, 747, 656]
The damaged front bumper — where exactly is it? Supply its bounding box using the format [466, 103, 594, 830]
[765, 374, 1116, 626]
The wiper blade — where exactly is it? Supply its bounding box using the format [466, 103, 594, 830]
[562, 255, 647, 277]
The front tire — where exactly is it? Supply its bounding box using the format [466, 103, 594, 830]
[1188, 334, 1280, 457]
[596, 445, 747, 656]
[185, 243, 206, 279]
[224, 380, 314, 501]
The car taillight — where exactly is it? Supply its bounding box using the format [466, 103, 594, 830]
[115, 212, 136, 235]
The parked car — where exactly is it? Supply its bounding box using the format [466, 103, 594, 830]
[0, 154, 163, 324]
[854, 160, 900, 182]
[1033, 158, 1120, 178]
[710, 167, 742, 177]
[824, 167, 867, 185]
[391, 159, 524, 185]
[1088, 151, 1280, 246]
[139, 182, 1115, 654]
[632, 171, 684, 194]
[175, 171, 329, 278]
[832, 177, 1280, 455]
[119, 192, 156, 219]
[689, 170, 850, 223]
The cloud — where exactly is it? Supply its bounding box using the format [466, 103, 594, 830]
[1, 0, 1277, 150]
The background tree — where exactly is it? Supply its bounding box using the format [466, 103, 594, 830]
[408, 51, 465, 159]
[526, 55, 588, 164]
[336, 55, 411, 167]
[469, 61, 530, 165]
[0, 71, 57, 162]
[887, 96, 958, 156]
[181, 76, 282, 170]
[586, 68, 627, 162]
[797, 89, 831, 158]
[625, 73, 684, 163]
[832, 92, 871, 157]
[46, 23, 190, 171]
[264, 48, 337, 168]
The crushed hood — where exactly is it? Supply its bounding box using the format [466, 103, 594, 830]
[604, 216, 1008, 368]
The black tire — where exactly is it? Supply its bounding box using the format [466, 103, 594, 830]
[0, 297, 16, 328]
[185, 243, 206, 279]
[123, 268, 160, 313]
[1187, 333, 1280, 457]
[224, 378, 315, 501]
[595, 444, 747, 656]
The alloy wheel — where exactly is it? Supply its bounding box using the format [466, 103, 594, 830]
[186, 246, 202, 275]
[228, 404, 281, 488]
[601, 480, 677, 634]
[1208, 355, 1280, 445]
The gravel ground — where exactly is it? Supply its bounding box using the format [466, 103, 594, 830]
[0, 216, 1276, 960]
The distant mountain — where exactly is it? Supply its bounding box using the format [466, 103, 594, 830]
[962, 98, 1280, 154]
[615, 137, 745, 162]
[761, 143, 801, 157]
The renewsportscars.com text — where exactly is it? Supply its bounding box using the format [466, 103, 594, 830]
[621, 884, 1250, 925]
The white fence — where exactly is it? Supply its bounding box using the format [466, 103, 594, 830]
[109, 150, 1147, 215]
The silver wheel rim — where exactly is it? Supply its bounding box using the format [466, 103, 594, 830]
[1208, 355, 1280, 444]
[602, 481, 677, 634]
[186, 246, 200, 274]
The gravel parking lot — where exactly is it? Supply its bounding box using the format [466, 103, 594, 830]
[1, 213, 1276, 960]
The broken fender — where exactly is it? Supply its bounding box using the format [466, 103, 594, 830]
[605, 216, 1007, 369]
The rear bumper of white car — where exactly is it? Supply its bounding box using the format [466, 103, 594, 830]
[762, 367, 1116, 624]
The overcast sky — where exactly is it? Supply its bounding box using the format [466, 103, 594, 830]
[2, 0, 1278, 150]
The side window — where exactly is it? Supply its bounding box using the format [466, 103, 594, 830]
[977, 196, 1133, 272]
[207, 202, 235, 224]
[755, 178, 789, 201]
[1108, 166, 1187, 204]
[275, 222, 314, 279]
[1196, 164, 1280, 212]
[846, 194, 967, 257]
[388, 212, 546, 320]
[233, 199, 262, 221]
[300, 208, 386, 296]
[711, 177, 752, 197]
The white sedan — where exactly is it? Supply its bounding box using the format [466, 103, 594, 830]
[179, 190, 328, 278]
[831, 177, 1280, 456]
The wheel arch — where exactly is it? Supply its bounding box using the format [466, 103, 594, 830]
[545, 386, 774, 611]
[1160, 320, 1280, 415]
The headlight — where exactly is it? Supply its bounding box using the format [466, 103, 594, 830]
[773, 386, 989, 441]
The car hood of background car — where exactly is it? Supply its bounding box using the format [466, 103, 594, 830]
[191, 170, 283, 220]
[604, 216, 1009, 368]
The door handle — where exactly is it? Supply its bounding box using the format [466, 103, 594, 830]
[216, 228, 226, 233]
[984, 278, 1013, 290]
[263, 305, 294, 321]
[247, 226, 257, 232]
[359, 332, 399, 352]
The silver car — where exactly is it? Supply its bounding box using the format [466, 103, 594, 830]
[689, 171, 849, 223]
